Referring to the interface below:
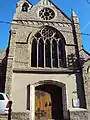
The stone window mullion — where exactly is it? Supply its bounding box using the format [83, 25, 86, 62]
[57, 40, 59, 68]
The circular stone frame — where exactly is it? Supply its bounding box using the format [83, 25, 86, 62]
[39, 7, 55, 20]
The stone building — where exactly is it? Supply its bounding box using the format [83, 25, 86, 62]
[0, 0, 90, 120]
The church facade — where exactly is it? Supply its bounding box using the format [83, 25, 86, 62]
[0, 0, 90, 120]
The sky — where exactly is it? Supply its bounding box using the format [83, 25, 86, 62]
[0, 0, 90, 53]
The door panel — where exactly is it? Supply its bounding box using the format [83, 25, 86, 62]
[35, 90, 52, 120]
[35, 84, 63, 120]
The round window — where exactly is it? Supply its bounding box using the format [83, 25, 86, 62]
[39, 7, 55, 20]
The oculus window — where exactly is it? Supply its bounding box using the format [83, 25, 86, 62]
[39, 7, 55, 20]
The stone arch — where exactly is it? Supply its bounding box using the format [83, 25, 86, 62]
[31, 80, 68, 119]
[34, 80, 66, 89]
[28, 25, 66, 44]
[29, 26, 67, 68]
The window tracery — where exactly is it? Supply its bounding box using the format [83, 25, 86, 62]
[31, 27, 66, 68]
[39, 8, 55, 20]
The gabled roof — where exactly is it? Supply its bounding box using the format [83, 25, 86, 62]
[39, 0, 71, 21]
[49, 0, 71, 21]
[19, 0, 32, 4]
[14, 0, 72, 23]
[0, 49, 7, 63]
[17, 0, 32, 6]
[83, 49, 90, 56]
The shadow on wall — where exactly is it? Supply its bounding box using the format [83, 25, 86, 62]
[67, 52, 90, 108]
[0, 52, 8, 92]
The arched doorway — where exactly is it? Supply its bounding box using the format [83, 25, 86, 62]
[35, 84, 63, 120]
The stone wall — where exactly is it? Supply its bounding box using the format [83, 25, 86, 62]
[0, 112, 30, 120]
[0, 49, 7, 92]
[0, 114, 7, 120]
[4, 0, 90, 120]
[12, 112, 30, 120]
[0, 110, 88, 120]
[69, 110, 88, 120]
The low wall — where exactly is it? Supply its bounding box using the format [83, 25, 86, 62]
[12, 112, 30, 120]
[0, 110, 88, 120]
[0, 112, 30, 120]
[69, 109, 88, 120]
[0, 114, 7, 120]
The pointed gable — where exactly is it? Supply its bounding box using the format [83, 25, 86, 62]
[14, 0, 71, 23]
[15, 0, 32, 13]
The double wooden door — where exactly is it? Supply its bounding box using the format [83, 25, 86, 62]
[35, 90, 52, 120]
[35, 85, 63, 120]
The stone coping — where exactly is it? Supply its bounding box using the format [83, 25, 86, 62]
[13, 68, 80, 74]
[0, 114, 8, 117]
[69, 108, 87, 112]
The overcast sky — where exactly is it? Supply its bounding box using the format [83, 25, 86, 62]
[0, 0, 90, 53]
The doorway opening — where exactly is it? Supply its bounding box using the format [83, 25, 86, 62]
[35, 84, 63, 120]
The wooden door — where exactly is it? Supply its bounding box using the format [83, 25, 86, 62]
[35, 90, 52, 120]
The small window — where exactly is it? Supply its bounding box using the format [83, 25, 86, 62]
[22, 3, 29, 12]
[0, 94, 4, 100]
[27, 85, 30, 110]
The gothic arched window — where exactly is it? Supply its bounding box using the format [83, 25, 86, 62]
[52, 39, 58, 67]
[31, 39, 37, 67]
[38, 39, 44, 67]
[22, 3, 29, 12]
[45, 40, 51, 67]
[31, 27, 66, 68]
